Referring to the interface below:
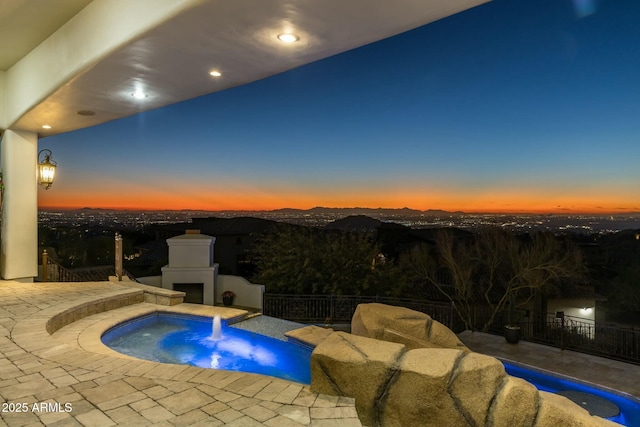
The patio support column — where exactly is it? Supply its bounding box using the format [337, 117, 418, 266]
[1, 129, 38, 281]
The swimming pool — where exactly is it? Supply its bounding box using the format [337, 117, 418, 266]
[503, 361, 640, 426]
[102, 312, 639, 425]
[101, 312, 312, 384]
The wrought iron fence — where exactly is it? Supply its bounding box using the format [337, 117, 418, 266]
[516, 317, 640, 364]
[263, 293, 455, 327]
[40, 250, 135, 283]
[264, 293, 640, 365]
[41, 250, 84, 282]
[481, 311, 640, 365]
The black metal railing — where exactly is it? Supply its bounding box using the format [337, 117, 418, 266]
[478, 310, 640, 365]
[516, 317, 640, 364]
[41, 250, 85, 282]
[40, 250, 135, 283]
[264, 294, 640, 365]
[263, 293, 455, 327]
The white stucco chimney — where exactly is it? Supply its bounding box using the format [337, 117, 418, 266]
[161, 231, 218, 305]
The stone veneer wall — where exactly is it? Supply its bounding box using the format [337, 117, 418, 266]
[46, 280, 185, 335]
[45, 289, 144, 334]
[310, 303, 618, 427]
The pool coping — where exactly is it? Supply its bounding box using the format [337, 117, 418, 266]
[12, 292, 328, 386]
[76, 304, 253, 362]
[3, 280, 363, 426]
[42, 303, 254, 370]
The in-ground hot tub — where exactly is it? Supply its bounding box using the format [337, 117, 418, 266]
[101, 312, 312, 384]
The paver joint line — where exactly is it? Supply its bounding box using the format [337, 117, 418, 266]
[0, 281, 363, 426]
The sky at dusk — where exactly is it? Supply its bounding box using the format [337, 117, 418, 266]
[40, 0, 640, 214]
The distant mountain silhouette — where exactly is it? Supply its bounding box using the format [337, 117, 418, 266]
[273, 207, 461, 215]
[324, 215, 384, 231]
[175, 216, 282, 235]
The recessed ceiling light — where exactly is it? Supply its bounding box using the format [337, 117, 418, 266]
[131, 91, 147, 99]
[42, 125, 52, 129]
[277, 33, 299, 43]
[209, 70, 222, 77]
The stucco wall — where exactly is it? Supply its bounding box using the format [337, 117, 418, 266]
[216, 274, 264, 311]
[547, 298, 596, 322]
[0, 130, 38, 280]
[136, 274, 264, 311]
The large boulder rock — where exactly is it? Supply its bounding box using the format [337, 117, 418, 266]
[382, 348, 469, 427]
[310, 304, 619, 427]
[490, 376, 539, 427]
[311, 331, 406, 427]
[449, 352, 507, 426]
[351, 303, 468, 351]
[534, 392, 617, 427]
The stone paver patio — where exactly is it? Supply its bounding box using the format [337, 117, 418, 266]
[2, 279, 638, 426]
[0, 280, 361, 426]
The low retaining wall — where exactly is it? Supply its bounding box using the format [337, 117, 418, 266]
[46, 289, 144, 334]
[115, 277, 185, 306]
[46, 279, 186, 335]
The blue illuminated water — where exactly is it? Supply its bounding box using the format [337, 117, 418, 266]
[504, 362, 640, 426]
[102, 313, 640, 425]
[101, 313, 312, 384]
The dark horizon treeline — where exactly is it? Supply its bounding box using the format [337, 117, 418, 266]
[251, 223, 640, 320]
[38, 218, 640, 325]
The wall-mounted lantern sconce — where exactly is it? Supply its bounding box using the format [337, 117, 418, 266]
[580, 307, 593, 315]
[38, 149, 57, 190]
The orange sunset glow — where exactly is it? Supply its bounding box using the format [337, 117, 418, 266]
[39, 0, 640, 217]
[37, 181, 639, 214]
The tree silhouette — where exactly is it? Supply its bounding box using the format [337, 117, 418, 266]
[403, 227, 585, 331]
[250, 225, 398, 295]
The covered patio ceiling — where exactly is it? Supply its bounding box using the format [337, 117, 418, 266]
[1, 0, 489, 138]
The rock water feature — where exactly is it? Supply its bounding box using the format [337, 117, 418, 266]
[310, 303, 621, 427]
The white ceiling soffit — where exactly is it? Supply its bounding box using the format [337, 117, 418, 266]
[11, 0, 490, 137]
[0, 0, 92, 70]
